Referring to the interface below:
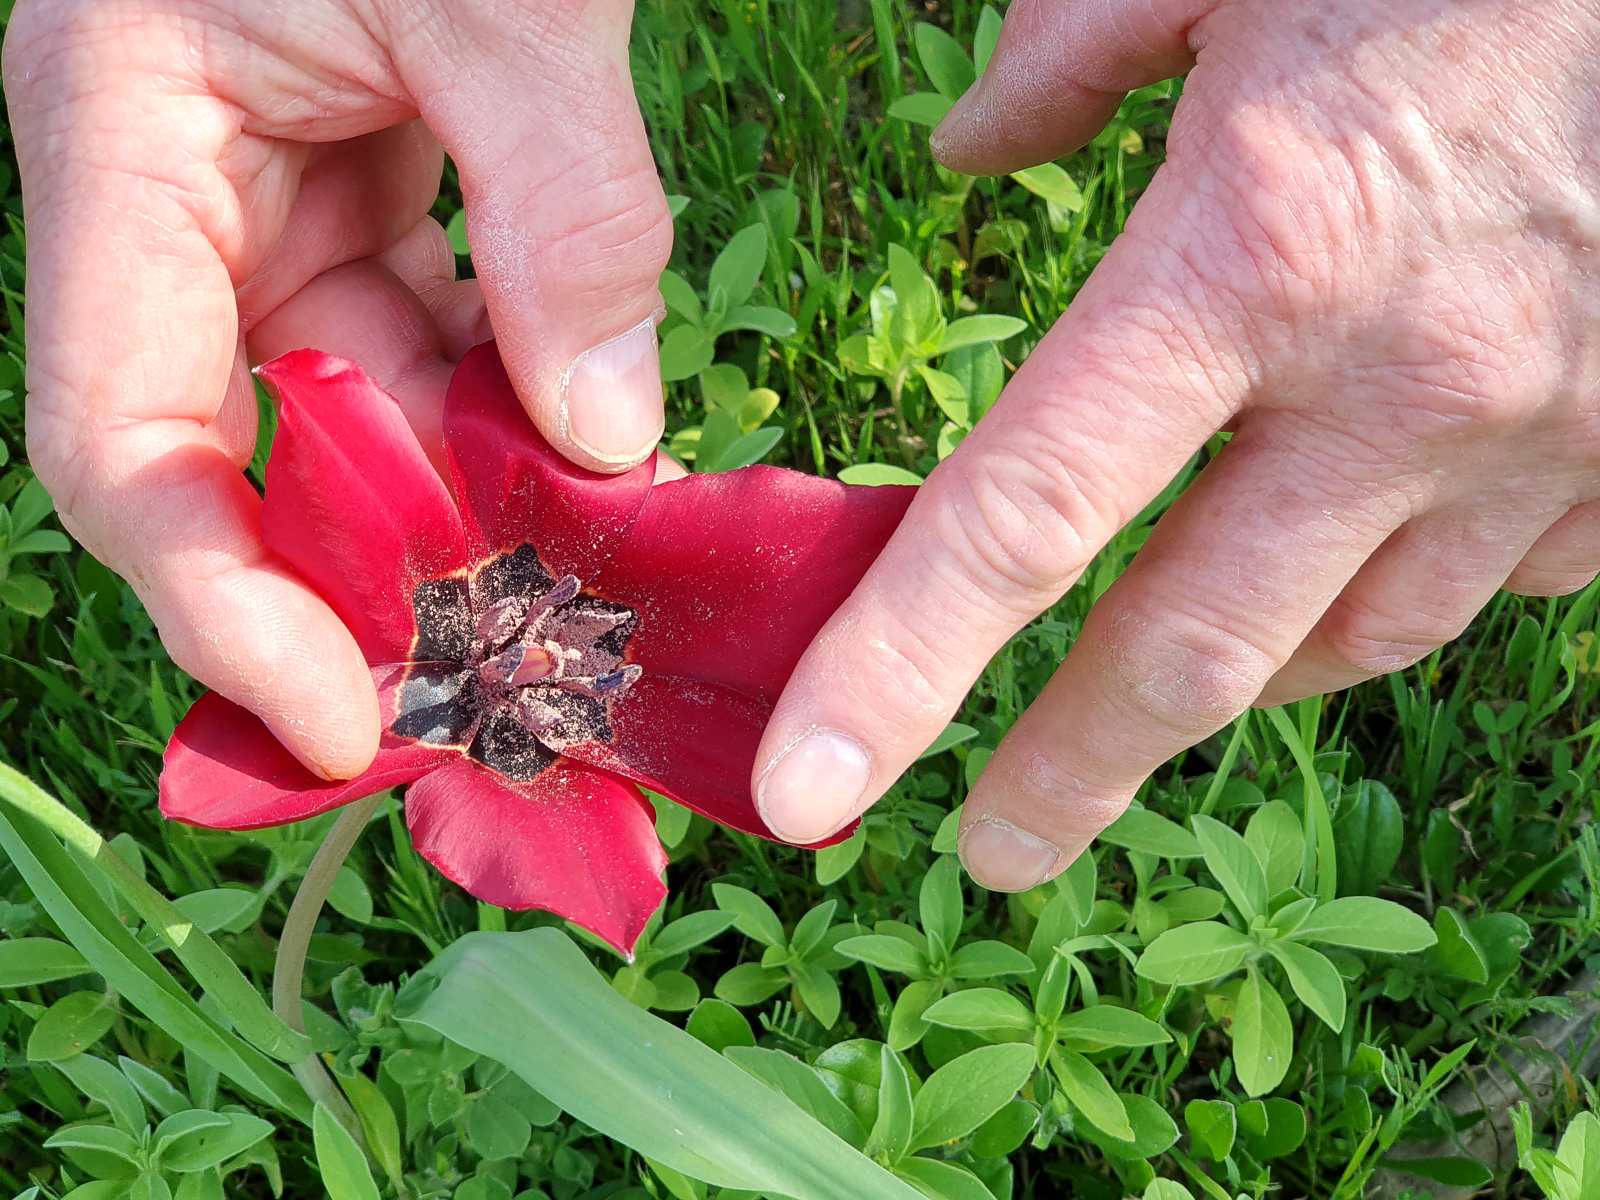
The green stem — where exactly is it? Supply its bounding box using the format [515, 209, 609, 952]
[272, 792, 384, 1140]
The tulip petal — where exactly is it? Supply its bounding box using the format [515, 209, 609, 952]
[443, 345, 654, 579]
[259, 349, 469, 662]
[562, 675, 855, 849]
[593, 466, 914, 703]
[161, 691, 451, 830]
[404, 757, 666, 955]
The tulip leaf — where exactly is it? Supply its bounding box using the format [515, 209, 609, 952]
[397, 930, 921, 1199]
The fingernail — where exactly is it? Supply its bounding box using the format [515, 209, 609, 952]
[959, 818, 1061, 892]
[756, 730, 873, 844]
[559, 314, 665, 467]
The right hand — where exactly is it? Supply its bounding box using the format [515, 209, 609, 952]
[3, 0, 672, 779]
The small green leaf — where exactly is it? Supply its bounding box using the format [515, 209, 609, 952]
[1333, 781, 1404, 897]
[1289, 897, 1436, 954]
[28, 990, 116, 1062]
[1246, 802, 1305, 897]
[712, 884, 787, 949]
[444, 208, 470, 256]
[1267, 940, 1346, 1033]
[0, 572, 53, 617]
[1051, 1048, 1132, 1141]
[887, 92, 954, 126]
[947, 940, 1035, 979]
[910, 1043, 1034, 1151]
[913, 23, 975, 99]
[653, 911, 738, 959]
[0, 937, 91, 987]
[1426, 906, 1489, 984]
[1136, 922, 1254, 987]
[1233, 967, 1294, 1097]
[896, 1157, 994, 1200]
[159, 1111, 273, 1172]
[686, 999, 755, 1053]
[887, 979, 944, 1051]
[919, 855, 963, 962]
[1101, 807, 1201, 859]
[1056, 1005, 1171, 1050]
[720, 304, 796, 339]
[1192, 815, 1269, 922]
[866, 1044, 915, 1164]
[971, 1098, 1036, 1158]
[937, 315, 1026, 354]
[838, 463, 923, 486]
[700, 426, 785, 473]
[1184, 1098, 1236, 1161]
[708, 225, 769, 309]
[922, 988, 1034, 1035]
[837, 934, 929, 978]
[660, 324, 717, 383]
[313, 1103, 379, 1200]
[1009, 163, 1084, 212]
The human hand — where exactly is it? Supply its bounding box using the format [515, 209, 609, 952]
[4, 0, 671, 779]
[753, 0, 1600, 888]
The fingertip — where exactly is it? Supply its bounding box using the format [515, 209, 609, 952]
[553, 312, 667, 472]
[260, 663, 382, 782]
[957, 817, 1062, 892]
[754, 727, 874, 845]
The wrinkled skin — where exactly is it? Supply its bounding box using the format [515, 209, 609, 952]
[751, 0, 1600, 889]
[9, 0, 1600, 895]
[2, 0, 678, 781]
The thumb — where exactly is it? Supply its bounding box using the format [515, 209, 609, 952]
[401, 0, 672, 472]
[931, 0, 1212, 174]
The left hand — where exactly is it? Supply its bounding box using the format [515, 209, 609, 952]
[748, 0, 1600, 888]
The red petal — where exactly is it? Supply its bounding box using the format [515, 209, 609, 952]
[259, 349, 468, 662]
[443, 345, 653, 579]
[594, 467, 914, 703]
[404, 757, 666, 955]
[160, 691, 450, 831]
[562, 676, 855, 849]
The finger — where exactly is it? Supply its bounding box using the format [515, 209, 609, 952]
[1505, 502, 1600, 597]
[235, 122, 444, 330]
[960, 425, 1411, 889]
[402, 1, 672, 471]
[751, 233, 1249, 846]
[932, 0, 1208, 173]
[1257, 506, 1558, 706]
[249, 258, 456, 474]
[10, 39, 380, 778]
[377, 217, 490, 360]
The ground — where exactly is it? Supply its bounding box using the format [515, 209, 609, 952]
[0, 3, 1596, 1199]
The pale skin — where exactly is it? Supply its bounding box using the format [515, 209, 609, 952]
[7, 1, 1600, 892]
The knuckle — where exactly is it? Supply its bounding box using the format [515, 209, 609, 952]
[929, 438, 1114, 609]
[821, 612, 957, 749]
[530, 161, 674, 290]
[1505, 563, 1600, 598]
[1319, 595, 1454, 675]
[1101, 599, 1278, 738]
[1007, 749, 1130, 836]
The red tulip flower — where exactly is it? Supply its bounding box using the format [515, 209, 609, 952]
[160, 345, 911, 954]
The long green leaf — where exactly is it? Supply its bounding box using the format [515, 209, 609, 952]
[0, 763, 309, 1063]
[0, 805, 310, 1122]
[398, 930, 920, 1199]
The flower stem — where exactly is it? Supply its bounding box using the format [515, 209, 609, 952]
[272, 792, 384, 1141]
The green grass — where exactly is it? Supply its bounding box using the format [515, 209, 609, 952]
[2, 3, 1599, 1199]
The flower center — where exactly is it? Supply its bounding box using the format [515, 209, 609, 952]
[390, 545, 641, 780]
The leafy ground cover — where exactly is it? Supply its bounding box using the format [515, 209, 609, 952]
[2, 2, 1599, 1198]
